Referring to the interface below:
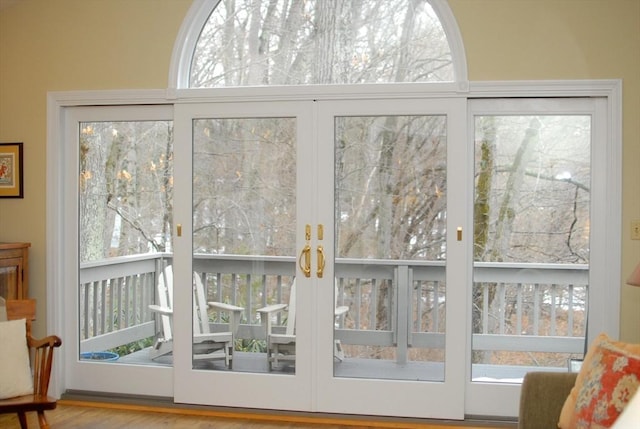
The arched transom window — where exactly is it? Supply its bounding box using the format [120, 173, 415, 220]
[177, 0, 466, 88]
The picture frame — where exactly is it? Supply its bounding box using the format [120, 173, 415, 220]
[0, 142, 24, 198]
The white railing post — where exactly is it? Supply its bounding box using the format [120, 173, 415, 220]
[395, 265, 410, 365]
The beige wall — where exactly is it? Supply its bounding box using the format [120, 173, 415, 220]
[1, 0, 638, 342]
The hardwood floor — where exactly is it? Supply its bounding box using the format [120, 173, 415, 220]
[0, 400, 518, 429]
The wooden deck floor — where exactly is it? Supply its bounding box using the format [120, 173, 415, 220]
[116, 348, 542, 382]
[0, 400, 518, 429]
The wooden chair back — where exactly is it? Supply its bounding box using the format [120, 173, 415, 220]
[0, 299, 62, 429]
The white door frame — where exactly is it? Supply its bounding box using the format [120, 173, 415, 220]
[56, 103, 175, 398]
[464, 93, 620, 417]
[46, 80, 621, 420]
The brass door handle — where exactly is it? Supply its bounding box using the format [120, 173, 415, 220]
[317, 245, 325, 278]
[299, 244, 311, 278]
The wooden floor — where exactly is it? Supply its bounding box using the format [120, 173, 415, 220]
[0, 400, 518, 429]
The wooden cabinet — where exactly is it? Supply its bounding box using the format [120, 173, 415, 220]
[0, 242, 30, 300]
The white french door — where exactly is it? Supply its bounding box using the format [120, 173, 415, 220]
[172, 99, 316, 411]
[172, 93, 468, 418]
[314, 98, 467, 418]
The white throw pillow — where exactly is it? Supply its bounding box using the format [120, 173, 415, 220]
[0, 319, 34, 399]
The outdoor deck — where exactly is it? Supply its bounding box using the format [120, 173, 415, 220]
[105, 344, 569, 383]
[78, 252, 587, 383]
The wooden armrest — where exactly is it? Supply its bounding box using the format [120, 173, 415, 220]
[26, 333, 62, 398]
[149, 304, 172, 315]
[208, 302, 244, 336]
[28, 334, 62, 350]
[257, 303, 288, 314]
[208, 302, 244, 312]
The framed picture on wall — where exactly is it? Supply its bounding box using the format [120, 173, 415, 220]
[0, 142, 24, 198]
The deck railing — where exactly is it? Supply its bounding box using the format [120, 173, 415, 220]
[79, 253, 588, 362]
[79, 254, 165, 353]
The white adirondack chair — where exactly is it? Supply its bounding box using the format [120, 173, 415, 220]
[149, 265, 244, 368]
[333, 285, 349, 361]
[257, 279, 297, 371]
[257, 278, 350, 370]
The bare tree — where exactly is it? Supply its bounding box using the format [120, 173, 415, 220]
[79, 121, 173, 262]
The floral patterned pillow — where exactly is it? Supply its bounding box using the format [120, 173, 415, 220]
[558, 333, 640, 428]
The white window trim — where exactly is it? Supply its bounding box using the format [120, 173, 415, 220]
[166, 0, 469, 91]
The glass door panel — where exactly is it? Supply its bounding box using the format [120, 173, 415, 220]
[78, 118, 175, 367]
[78, 119, 174, 367]
[471, 113, 590, 381]
[315, 98, 466, 419]
[66, 106, 174, 398]
[466, 98, 597, 417]
[333, 114, 448, 382]
[191, 116, 297, 374]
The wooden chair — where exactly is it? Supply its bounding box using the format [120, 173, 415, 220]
[0, 299, 62, 429]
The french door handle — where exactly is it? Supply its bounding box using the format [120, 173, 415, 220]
[317, 245, 325, 278]
[299, 244, 311, 278]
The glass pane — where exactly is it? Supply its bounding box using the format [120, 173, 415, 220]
[192, 117, 296, 373]
[472, 115, 591, 382]
[191, 0, 453, 87]
[0, 264, 19, 299]
[78, 120, 173, 366]
[334, 115, 447, 381]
